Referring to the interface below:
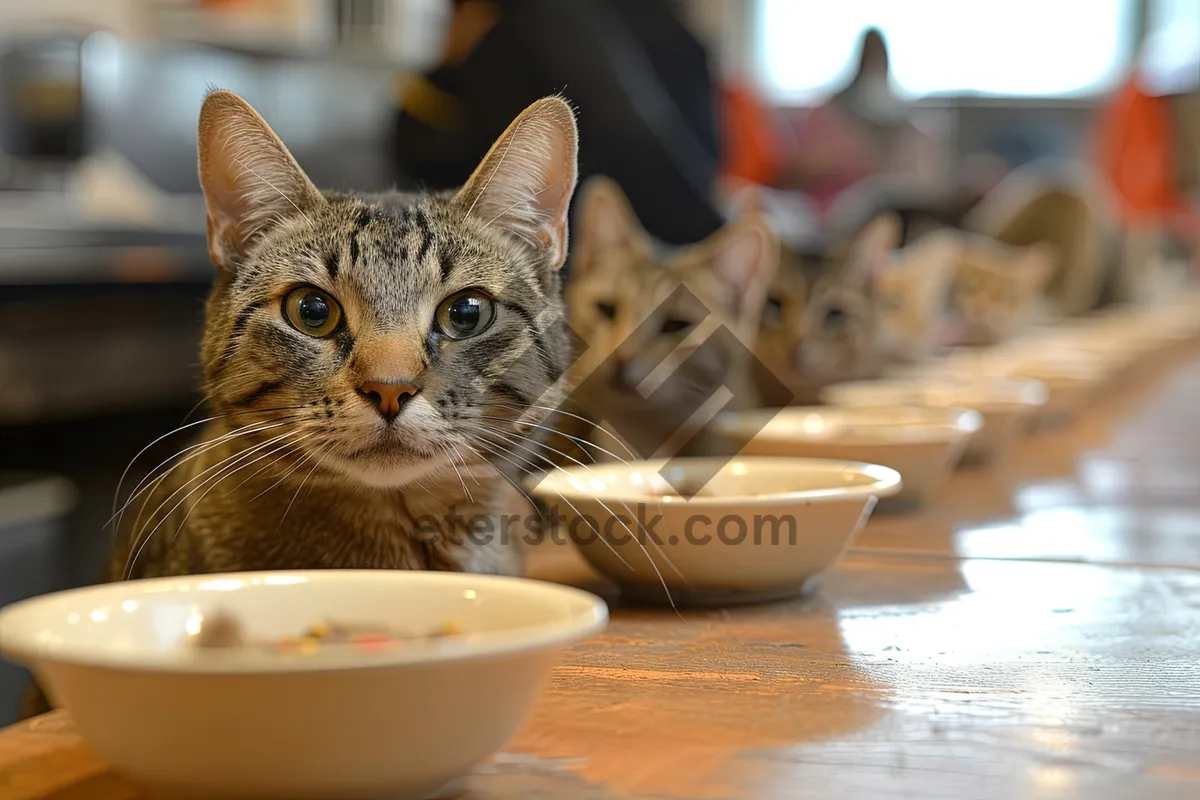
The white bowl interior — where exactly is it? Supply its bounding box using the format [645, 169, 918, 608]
[0, 571, 606, 672]
[529, 456, 900, 505]
[717, 405, 981, 444]
[822, 375, 1047, 410]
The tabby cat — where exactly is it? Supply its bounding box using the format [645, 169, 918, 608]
[948, 233, 1057, 346]
[754, 214, 900, 404]
[19, 89, 579, 717]
[875, 229, 963, 363]
[556, 176, 781, 463]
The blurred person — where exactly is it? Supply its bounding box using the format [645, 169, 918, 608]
[1092, 60, 1200, 274]
[389, 0, 727, 248]
[777, 28, 947, 217]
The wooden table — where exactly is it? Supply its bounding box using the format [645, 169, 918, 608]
[4, 342, 1200, 800]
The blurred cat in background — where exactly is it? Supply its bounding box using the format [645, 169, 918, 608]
[557, 177, 780, 463]
[753, 214, 899, 404]
[962, 158, 1114, 318]
[949, 234, 1057, 345]
[875, 229, 962, 362]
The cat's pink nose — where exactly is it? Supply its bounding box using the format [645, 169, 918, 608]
[357, 380, 419, 421]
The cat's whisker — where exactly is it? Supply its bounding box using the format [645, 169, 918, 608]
[468, 438, 636, 572]
[124, 430, 302, 579]
[455, 441, 545, 524]
[112, 415, 310, 542]
[110, 405, 308, 527]
[180, 395, 210, 425]
[470, 425, 679, 599]
[239, 434, 319, 500]
[115, 417, 298, 546]
[475, 422, 691, 585]
[275, 445, 330, 531]
[477, 422, 685, 586]
[448, 444, 484, 487]
[440, 444, 475, 504]
[473, 414, 633, 467]
[170, 432, 317, 547]
[486, 402, 642, 463]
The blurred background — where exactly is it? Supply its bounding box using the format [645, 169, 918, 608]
[0, 0, 1197, 721]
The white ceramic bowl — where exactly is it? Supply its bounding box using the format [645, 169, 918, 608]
[895, 348, 1107, 425]
[713, 405, 980, 507]
[527, 456, 901, 606]
[820, 376, 1047, 465]
[0, 571, 607, 800]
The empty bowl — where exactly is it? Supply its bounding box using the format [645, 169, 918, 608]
[820, 376, 1047, 465]
[714, 405, 981, 508]
[527, 456, 901, 606]
[0, 570, 607, 799]
[895, 348, 1107, 425]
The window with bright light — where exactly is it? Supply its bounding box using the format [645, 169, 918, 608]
[756, 0, 1139, 103]
[1142, 0, 1200, 93]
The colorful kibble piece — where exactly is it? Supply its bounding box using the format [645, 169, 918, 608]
[192, 612, 245, 648]
[434, 621, 463, 637]
[274, 635, 301, 654]
[190, 611, 466, 654]
[353, 633, 395, 653]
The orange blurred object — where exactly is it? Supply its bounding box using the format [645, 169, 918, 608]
[718, 82, 784, 187]
[1092, 75, 1190, 224]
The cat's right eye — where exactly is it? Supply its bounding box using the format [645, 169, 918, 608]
[660, 319, 693, 335]
[596, 300, 617, 320]
[284, 287, 342, 338]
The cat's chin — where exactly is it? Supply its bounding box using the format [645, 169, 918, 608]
[334, 453, 474, 490]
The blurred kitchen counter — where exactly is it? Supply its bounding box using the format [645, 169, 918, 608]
[0, 213, 211, 426]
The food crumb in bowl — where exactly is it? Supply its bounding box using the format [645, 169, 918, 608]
[191, 611, 245, 648]
[192, 612, 464, 655]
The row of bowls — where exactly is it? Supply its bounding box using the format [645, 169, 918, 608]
[527, 292, 1200, 607]
[1, 294, 1197, 799]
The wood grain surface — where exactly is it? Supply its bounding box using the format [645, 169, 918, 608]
[3, 341, 1200, 800]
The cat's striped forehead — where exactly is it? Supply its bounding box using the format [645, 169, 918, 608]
[230, 192, 552, 330]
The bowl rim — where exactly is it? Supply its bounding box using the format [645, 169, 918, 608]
[0, 570, 608, 674]
[713, 404, 984, 445]
[820, 375, 1049, 410]
[527, 456, 902, 506]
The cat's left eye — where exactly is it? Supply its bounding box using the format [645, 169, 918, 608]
[660, 319, 693, 335]
[762, 296, 783, 329]
[436, 290, 496, 340]
[284, 287, 342, 337]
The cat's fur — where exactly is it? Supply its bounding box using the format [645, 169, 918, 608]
[875, 229, 962, 363]
[557, 176, 780, 462]
[961, 158, 1117, 318]
[18, 89, 579, 719]
[828, 161, 1191, 345]
[754, 215, 899, 404]
[949, 233, 1057, 346]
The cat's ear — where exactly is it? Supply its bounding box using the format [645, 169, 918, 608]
[572, 175, 650, 273]
[695, 214, 780, 321]
[198, 89, 325, 270]
[453, 96, 579, 271]
[726, 183, 768, 218]
[847, 213, 901, 288]
[1019, 242, 1058, 291]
